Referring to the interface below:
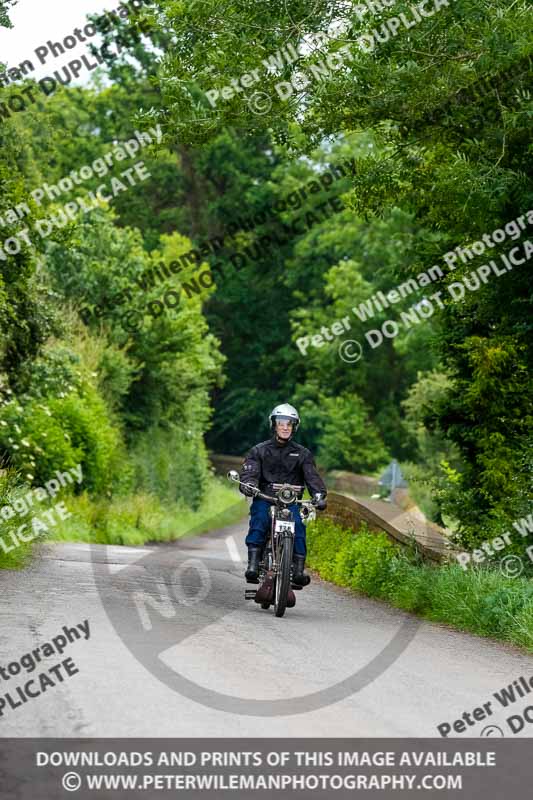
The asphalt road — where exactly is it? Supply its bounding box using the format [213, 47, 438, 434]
[1, 518, 532, 737]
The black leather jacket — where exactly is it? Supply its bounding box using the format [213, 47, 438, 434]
[239, 436, 327, 499]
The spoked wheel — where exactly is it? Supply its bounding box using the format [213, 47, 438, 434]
[274, 536, 293, 618]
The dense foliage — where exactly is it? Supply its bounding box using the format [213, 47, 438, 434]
[0, 0, 531, 556]
[150, 0, 532, 547]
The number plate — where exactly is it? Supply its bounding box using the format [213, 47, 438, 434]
[275, 519, 295, 534]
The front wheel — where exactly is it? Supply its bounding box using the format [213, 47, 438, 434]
[274, 536, 293, 618]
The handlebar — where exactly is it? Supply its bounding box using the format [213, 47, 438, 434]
[227, 470, 317, 507]
[248, 485, 311, 506]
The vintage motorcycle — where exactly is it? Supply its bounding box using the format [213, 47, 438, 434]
[227, 470, 318, 618]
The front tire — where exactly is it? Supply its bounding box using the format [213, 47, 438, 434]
[274, 536, 293, 618]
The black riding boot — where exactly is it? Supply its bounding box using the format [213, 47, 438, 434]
[245, 546, 262, 583]
[291, 554, 311, 588]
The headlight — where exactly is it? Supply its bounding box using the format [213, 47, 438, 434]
[279, 486, 296, 504]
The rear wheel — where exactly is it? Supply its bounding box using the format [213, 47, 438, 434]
[274, 536, 293, 618]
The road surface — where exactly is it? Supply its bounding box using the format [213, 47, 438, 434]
[1, 518, 532, 737]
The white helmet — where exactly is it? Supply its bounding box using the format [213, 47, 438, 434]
[269, 403, 300, 435]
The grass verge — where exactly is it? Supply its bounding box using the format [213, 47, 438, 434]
[0, 472, 37, 571]
[48, 476, 247, 546]
[307, 518, 533, 652]
[0, 475, 247, 567]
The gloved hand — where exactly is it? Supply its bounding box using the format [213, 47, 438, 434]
[313, 493, 327, 511]
[241, 482, 258, 498]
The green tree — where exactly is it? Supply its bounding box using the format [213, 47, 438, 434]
[150, 0, 532, 541]
[43, 207, 225, 505]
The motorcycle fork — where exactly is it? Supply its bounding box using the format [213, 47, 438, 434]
[262, 509, 280, 576]
[270, 511, 295, 577]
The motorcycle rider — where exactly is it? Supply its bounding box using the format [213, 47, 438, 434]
[239, 403, 327, 588]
